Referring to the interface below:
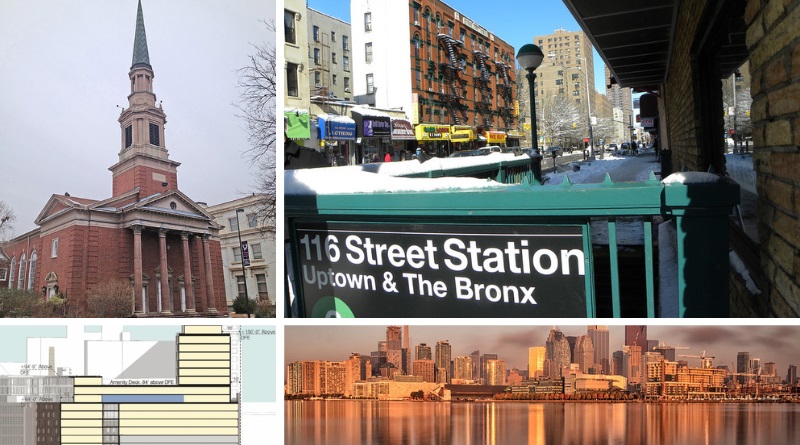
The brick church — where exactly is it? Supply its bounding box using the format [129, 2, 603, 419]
[1, 1, 226, 316]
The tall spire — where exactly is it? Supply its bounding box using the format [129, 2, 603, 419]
[131, 0, 151, 69]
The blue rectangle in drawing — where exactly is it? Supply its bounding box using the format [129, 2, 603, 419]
[101, 394, 184, 403]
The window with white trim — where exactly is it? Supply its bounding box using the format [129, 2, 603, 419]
[256, 273, 269, 299]
[364, 12, 372, 31]
[228, 217, 239, 232]
[27, 251, 36, 290]
[51, 239, 59, 258]
[247, 213, 258, 228]
[236, 275, 246, 297]
[17, 252, 25, 289]
[7, 258, 15, 288]
[232, 247, 242, 263]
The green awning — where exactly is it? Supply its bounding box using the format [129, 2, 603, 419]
[285, 109, 310, 139]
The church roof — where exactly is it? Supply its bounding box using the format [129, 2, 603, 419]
[131, 0, 151, 69]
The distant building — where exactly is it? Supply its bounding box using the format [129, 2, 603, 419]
[435, 340, 452, 384]
[545, 327, 570, 378]
[587, 326, 609, 374]
[307, 8, 353, 102]
[787, 365, 797, 386]
[528, 346, 545, 379]
[486, 359, 506, 386]
[454, 356, 472, 381]
[574, 335, 595, 374]
[413, 359, 435, 383]
[416, 343, 432, 360]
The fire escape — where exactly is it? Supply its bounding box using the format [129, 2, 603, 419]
[494, 60, 515, 130]
[473, 50, 494, 128]
[436, 34, 469, 125]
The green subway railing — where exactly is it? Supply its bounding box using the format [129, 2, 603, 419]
[285, 167, 739, 318]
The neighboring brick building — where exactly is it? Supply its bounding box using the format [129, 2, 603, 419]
[1, 1, 226, 316]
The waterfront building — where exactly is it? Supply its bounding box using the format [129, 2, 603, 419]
[480, 353, 497, 383]
[435, 341, 452, 384]
[486, 359, 507, 386]
[1, 1, 226, 316]
[286, 362, 303, 395]
[622, 345, 643, 390]
[386, 326, 403, 374]
[574, 335, 595, 374]
[587, 326, 609, 374]
[413, 359, 436, 383]
[788, 365, 797, 386]
[545, 327, 571, 378]
[345, 353, 363, 397]
[204, 194, 276, 311]
[352, 380, 450, 401]
[454, 356, 472, 381]
[351, 0, 518, 155]
[528, 346, 545, 379]
[469, 350, 481, 381]
[737, 351, 751, 385]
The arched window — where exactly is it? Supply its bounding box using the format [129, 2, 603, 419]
[27, 251, 37, 290]
[8, 257, 15, 289]
[17, 252, 26, 289]
[413, 34, 421, 58]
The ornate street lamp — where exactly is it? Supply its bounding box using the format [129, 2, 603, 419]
[517, 44, 544, 154]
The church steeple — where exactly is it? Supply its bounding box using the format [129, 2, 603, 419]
[131, 0, 151, 69]
[111, 0, 179, 199]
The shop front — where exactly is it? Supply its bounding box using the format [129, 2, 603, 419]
[486, 131, 507, 147]
[318, 114, 357, 166]
[506, 130, 524, 147]
[351, 107, 391, 164]
[285, 108, 311, 143]
[390, 119, 416, 160]
[450, 125, 477, 152]
[414, 123, 451, 157]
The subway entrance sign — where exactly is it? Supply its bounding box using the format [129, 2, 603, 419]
[291, 221, 588, 318]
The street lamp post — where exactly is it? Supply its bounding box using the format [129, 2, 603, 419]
[235, 208, 250, 313]
[516, 44, 544, 151]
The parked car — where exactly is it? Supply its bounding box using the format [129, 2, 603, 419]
[476, 145, 503, 155]
[448, 149, 480, 157]
[502, 146, 523, 155]
[521, 147, 540, 157]
[546, 146, 563, 157]
[606, 143, 618, 152]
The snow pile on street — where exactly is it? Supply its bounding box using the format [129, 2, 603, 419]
[662, 172, 721, 184]
[285, 167, 510, 195]
[725, 153, 757, 194]
[544, 153, 639, 184]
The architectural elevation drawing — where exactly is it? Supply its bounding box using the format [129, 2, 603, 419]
[0, 323, 276, 444]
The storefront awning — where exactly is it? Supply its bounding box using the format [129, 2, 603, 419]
[450, 125, 476, 142]
[486, 131, 507, 144]
[506, 130, 525, 139]
[415, 123, 451, 141]
[285, 108, 310, 139]
[351, 107, 391, 138]
[318, 114, 356, 140]
[390, 119, 416, 140]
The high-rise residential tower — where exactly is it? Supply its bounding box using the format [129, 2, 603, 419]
[587, 326, 609, 374]
[435, 340, 452, 384]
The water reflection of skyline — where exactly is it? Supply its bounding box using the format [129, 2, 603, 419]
[285, 400, 799, 445]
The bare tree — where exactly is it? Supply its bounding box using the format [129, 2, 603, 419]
[538, 95, 579, 147]
[235, 21, 277, 226]
[0, 201, 16, 242]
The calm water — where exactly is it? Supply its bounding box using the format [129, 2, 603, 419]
[285, 400, 800, 444]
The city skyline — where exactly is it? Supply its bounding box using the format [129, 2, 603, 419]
[285, 325, 800, 378]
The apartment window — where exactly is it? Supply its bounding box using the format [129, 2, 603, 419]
[332, 52, 337, 63]
[331, 31, 336, 41]
[286, 62, 298, 96]
[365, 42, 373, 63]
[124, 125, 132, 148]
[413, 7, 420, 24]
[51, 238, 59, 258]
[256, 273, 269, 299]
[343, 55, 349, 71]
[313, 26, 319, 42]
[314, 71, 321, 87]
[573, 90, 580, 96]
[228, 217, 239, 232]
[0, 267, 6, 281]
[364, 12, 372, 31]
[236, 275, 246, 297]
[460, 29, 466, 42]
[149, 123, 159, 146]
[27, 251, 36, 290]
[557, 70, 564, 77]
[413, 35, 421, 58]
[572, 73, 579, 80]
[415, 70, 421, 89]
[555, 79, 563, 85]
[342, 35, 349, 51]
[332, 74, 337, 85]
[251, 243, 263, 260]
[284, 10, 296, 45]
[344, 77, 350, 89]
[559, 88, 565, 94]
[313, 48, 320, 65]
[233, 247, 242, 263]
[366, 74, 375, 94]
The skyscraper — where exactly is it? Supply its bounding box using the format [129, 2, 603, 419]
[486, 359, 507, 386]
[787, 365, 797, 385]
[416, 343, 432, 360]
[435, 341, 452, 384]
[470, 350, 481, 381]
[480, 353, 498, 382]
[386, 326, 403, 374]
[454, 356, 473, 381]
[737, 351, 750, 384]
[625, 326, 647, 351]
[528, 346, 546, 379]
[575, 335, 595, 374]
[588, 326, 610, 374]
[545, 327, 571, 378]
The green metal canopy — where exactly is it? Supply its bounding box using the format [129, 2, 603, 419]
[285, 109, 310, 139]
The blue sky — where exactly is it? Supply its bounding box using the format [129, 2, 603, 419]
[307, 0, 607, 92]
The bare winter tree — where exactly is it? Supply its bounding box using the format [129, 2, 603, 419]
[538, 95, 580, 147]
[235, 21, 277, 228]
[0, 200, 16, 242]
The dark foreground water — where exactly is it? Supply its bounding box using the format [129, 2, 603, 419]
[285, 400, 800, 444]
